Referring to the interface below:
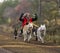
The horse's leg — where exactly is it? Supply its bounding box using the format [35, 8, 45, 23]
[37, 30, 45, 43]
[40, 36, 44, 43]
[23, 32, 27, 41]
[28, 29, 32, 42]
[37, 36, 40, 41]
[39, 32, 44, 43]
[28, 34, 32, 42]
[37, 30, 41, 41]
[37, 33, 44, 43]
[41, 30, 46, 43]
[24, 35, 27, 42]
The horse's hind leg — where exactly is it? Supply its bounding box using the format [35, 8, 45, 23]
[40, 36, 44, 43]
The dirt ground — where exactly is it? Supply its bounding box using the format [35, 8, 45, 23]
[0, 32, 60, 53]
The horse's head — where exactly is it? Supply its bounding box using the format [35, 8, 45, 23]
[23, 23, 33, 32]
[28, 23, 33, 29]
[40, 24, 46, 33]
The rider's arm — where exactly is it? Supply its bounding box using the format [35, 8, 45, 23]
[19, 13, 24, 21]
[32, 14, 38, 21]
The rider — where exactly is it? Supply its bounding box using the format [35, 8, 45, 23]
[19, 13, 38, 27]
[19, 12, 38, 34]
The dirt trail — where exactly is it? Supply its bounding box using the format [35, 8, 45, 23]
[0, 33, 60, 53]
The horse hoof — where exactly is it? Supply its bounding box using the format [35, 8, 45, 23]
[15, 37, 17, 39]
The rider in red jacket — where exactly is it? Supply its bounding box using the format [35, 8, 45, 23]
[19, 13, 38, 35]
[19, 13, 38, 27]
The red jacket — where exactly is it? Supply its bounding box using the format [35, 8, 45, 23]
[22, 17, 32, 27]
[19, 13, 37, 27]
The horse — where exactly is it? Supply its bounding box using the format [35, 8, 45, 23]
[23, 22, 33, 42]
[37, 24, 46, 43]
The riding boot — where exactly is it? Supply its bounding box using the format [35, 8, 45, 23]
[20, 29, 23, 34]
[19, 29, 23, 37]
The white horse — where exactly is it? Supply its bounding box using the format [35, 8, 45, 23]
[37, 24, 46, 43]
[23, 23, 33, 42]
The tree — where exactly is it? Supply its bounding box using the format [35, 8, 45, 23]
[41, 1, 58, 26]
[0, 0, 19, 24]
